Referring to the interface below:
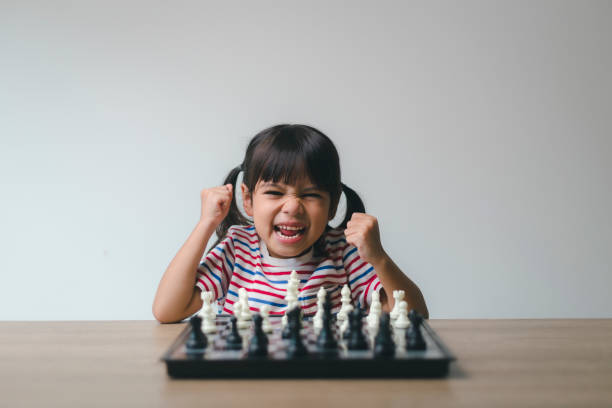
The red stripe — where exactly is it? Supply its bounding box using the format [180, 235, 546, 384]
[330, 244, 349, 254]
[348, 261, 368, 276]
[345, 254, 361, 270]
[236, 253, 258, 268]
[373, 281, 381, 291]
[302, 279, 346, 291]
[231, 227, 257, 238]
[229, 281, 285, 300]
[200, 273, 219, 299]
[234, 231, 258, 244]
[197, 277, 210, 292]
[362, 276, 376, 305]
[233, 272, 253, 285]
[235, 245, 259, 260]
[210, 251, 230, 282]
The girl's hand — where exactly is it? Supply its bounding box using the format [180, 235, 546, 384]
[199, 184, 233, 227]
[345, 213, 386, 265]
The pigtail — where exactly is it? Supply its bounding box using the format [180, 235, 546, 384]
[337, 183, 366, 229]
[210, 165, 252, 250]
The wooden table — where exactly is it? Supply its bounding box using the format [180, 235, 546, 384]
[1, 320, 611, 407]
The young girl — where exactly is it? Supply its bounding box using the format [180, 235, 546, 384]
[153, 124, 428, 323]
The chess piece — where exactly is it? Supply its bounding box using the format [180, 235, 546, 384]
[282, 305, 298, 339]
[393, 301, 410, 329]
[406, 310, 427, 351]
[337, 284, 352, 322]
[260, 305, 273, 333]
[286, 307, 308, 357]
[200, 292, 217, 334]
[390, 290, 405, 320]
[238, 288, 252, 321]
[282, 270, 300, 329]
[313, 286, 327, 331]
[248, 314, 268, 357]
[374, 313, 395, 357]
[367, 291, 382, 334]
[186, 316, 207, 351]
[316, 291, 338, 354]
[347, 307, 368, 350]
[225, 316, 243, 350]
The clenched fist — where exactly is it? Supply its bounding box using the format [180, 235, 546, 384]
[200, 184, 233, 227]
[345, 213, 386, 265]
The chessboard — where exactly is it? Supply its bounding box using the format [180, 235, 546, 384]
[161, 314, 455, 378]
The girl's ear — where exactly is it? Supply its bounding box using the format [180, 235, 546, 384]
[241, 183, 254, 217]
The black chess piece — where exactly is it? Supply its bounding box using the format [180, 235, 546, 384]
[405, 309, 427, 351]
[347, 307, 368, 350]
[186, 316, 207, 351]
[248, 314, 268, 357]
[374, 312, 395, 357]
[226, 316, 243, 351]
[286, 307, 308, 357]
[316, 291, 338, 354]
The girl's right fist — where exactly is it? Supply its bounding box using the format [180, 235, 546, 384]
[200, 184, 233, 226]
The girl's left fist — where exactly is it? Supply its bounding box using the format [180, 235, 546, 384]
[344, 213, 386, 265]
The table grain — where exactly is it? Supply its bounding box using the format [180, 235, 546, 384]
[1, 319, 611, 407]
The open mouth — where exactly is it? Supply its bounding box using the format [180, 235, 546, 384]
[273, 224, 307, 241]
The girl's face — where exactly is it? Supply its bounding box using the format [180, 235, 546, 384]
[242, 177, 332, 258]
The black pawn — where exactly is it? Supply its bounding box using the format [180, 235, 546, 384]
[316, 291, 338, 354]
[186, 316, 207, 351]
[286, 307, 308, 357]
[225, 316, 243, 351]
[374, 312, 395, 357]
[347, 307, 368, 350]
[248, 314, 268, 357]
[405, 310, 427, 351]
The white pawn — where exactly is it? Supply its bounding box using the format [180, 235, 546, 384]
[313, 287, 327, 331]
[390, 290, 405, 320]
[260, 305, 273, 333]
[393, 301, 410, 329]
[337, 284, 352, 322]
[367, 291, 382, 332]
[198, 291, 212, 318]
[238, 288, 252, 321]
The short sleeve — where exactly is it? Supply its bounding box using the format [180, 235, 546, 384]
[195, 228, 236, 301]
[342, 244, 381, 308]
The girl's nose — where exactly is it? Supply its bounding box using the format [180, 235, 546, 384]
[281, 195, 304, 215]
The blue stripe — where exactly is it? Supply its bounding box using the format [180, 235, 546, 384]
[227, 289, 286, 307]
[349, 266, 373, 285]
[216, 247, 234, 270]
[343, 247, 357, 262]
[314, 264, 344, 273]
[202, 263, 222, 284]
[234, 239, 258, 252]
[235, 263, 255, 276]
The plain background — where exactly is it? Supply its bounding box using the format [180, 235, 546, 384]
[1, 1, 611, 320]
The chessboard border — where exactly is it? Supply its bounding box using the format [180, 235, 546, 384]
[161, 316, 455, 379]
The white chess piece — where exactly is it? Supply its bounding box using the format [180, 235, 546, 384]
[390, 290, 405, 320]
[367, 291, 382, 333]
[238, 288, 252, 321]
[283, 270, 300, 327]
[313, 287, 327, 331]
[202, 301, 217, 334]
[393, 301, 410, 329]
[260, 305, 273, 333]
[198, 291, 212, 317]
[337, 284, 352, 322]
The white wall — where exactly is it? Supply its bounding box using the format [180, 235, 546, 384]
[1, 1, 611, 319]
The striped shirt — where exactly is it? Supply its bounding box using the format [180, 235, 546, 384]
[195, 225, 381, 316]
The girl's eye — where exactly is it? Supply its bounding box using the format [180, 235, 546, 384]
[264, 191, 283, 196]
[303, 193, 322, 198]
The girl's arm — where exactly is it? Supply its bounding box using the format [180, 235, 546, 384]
[153, 184, 233, 323]
[369, 253, 429, 318]
[345, 213, 429, 318]
[152, 220, 215, 323]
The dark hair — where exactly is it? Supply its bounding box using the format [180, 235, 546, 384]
[212, 124, 365, 255]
